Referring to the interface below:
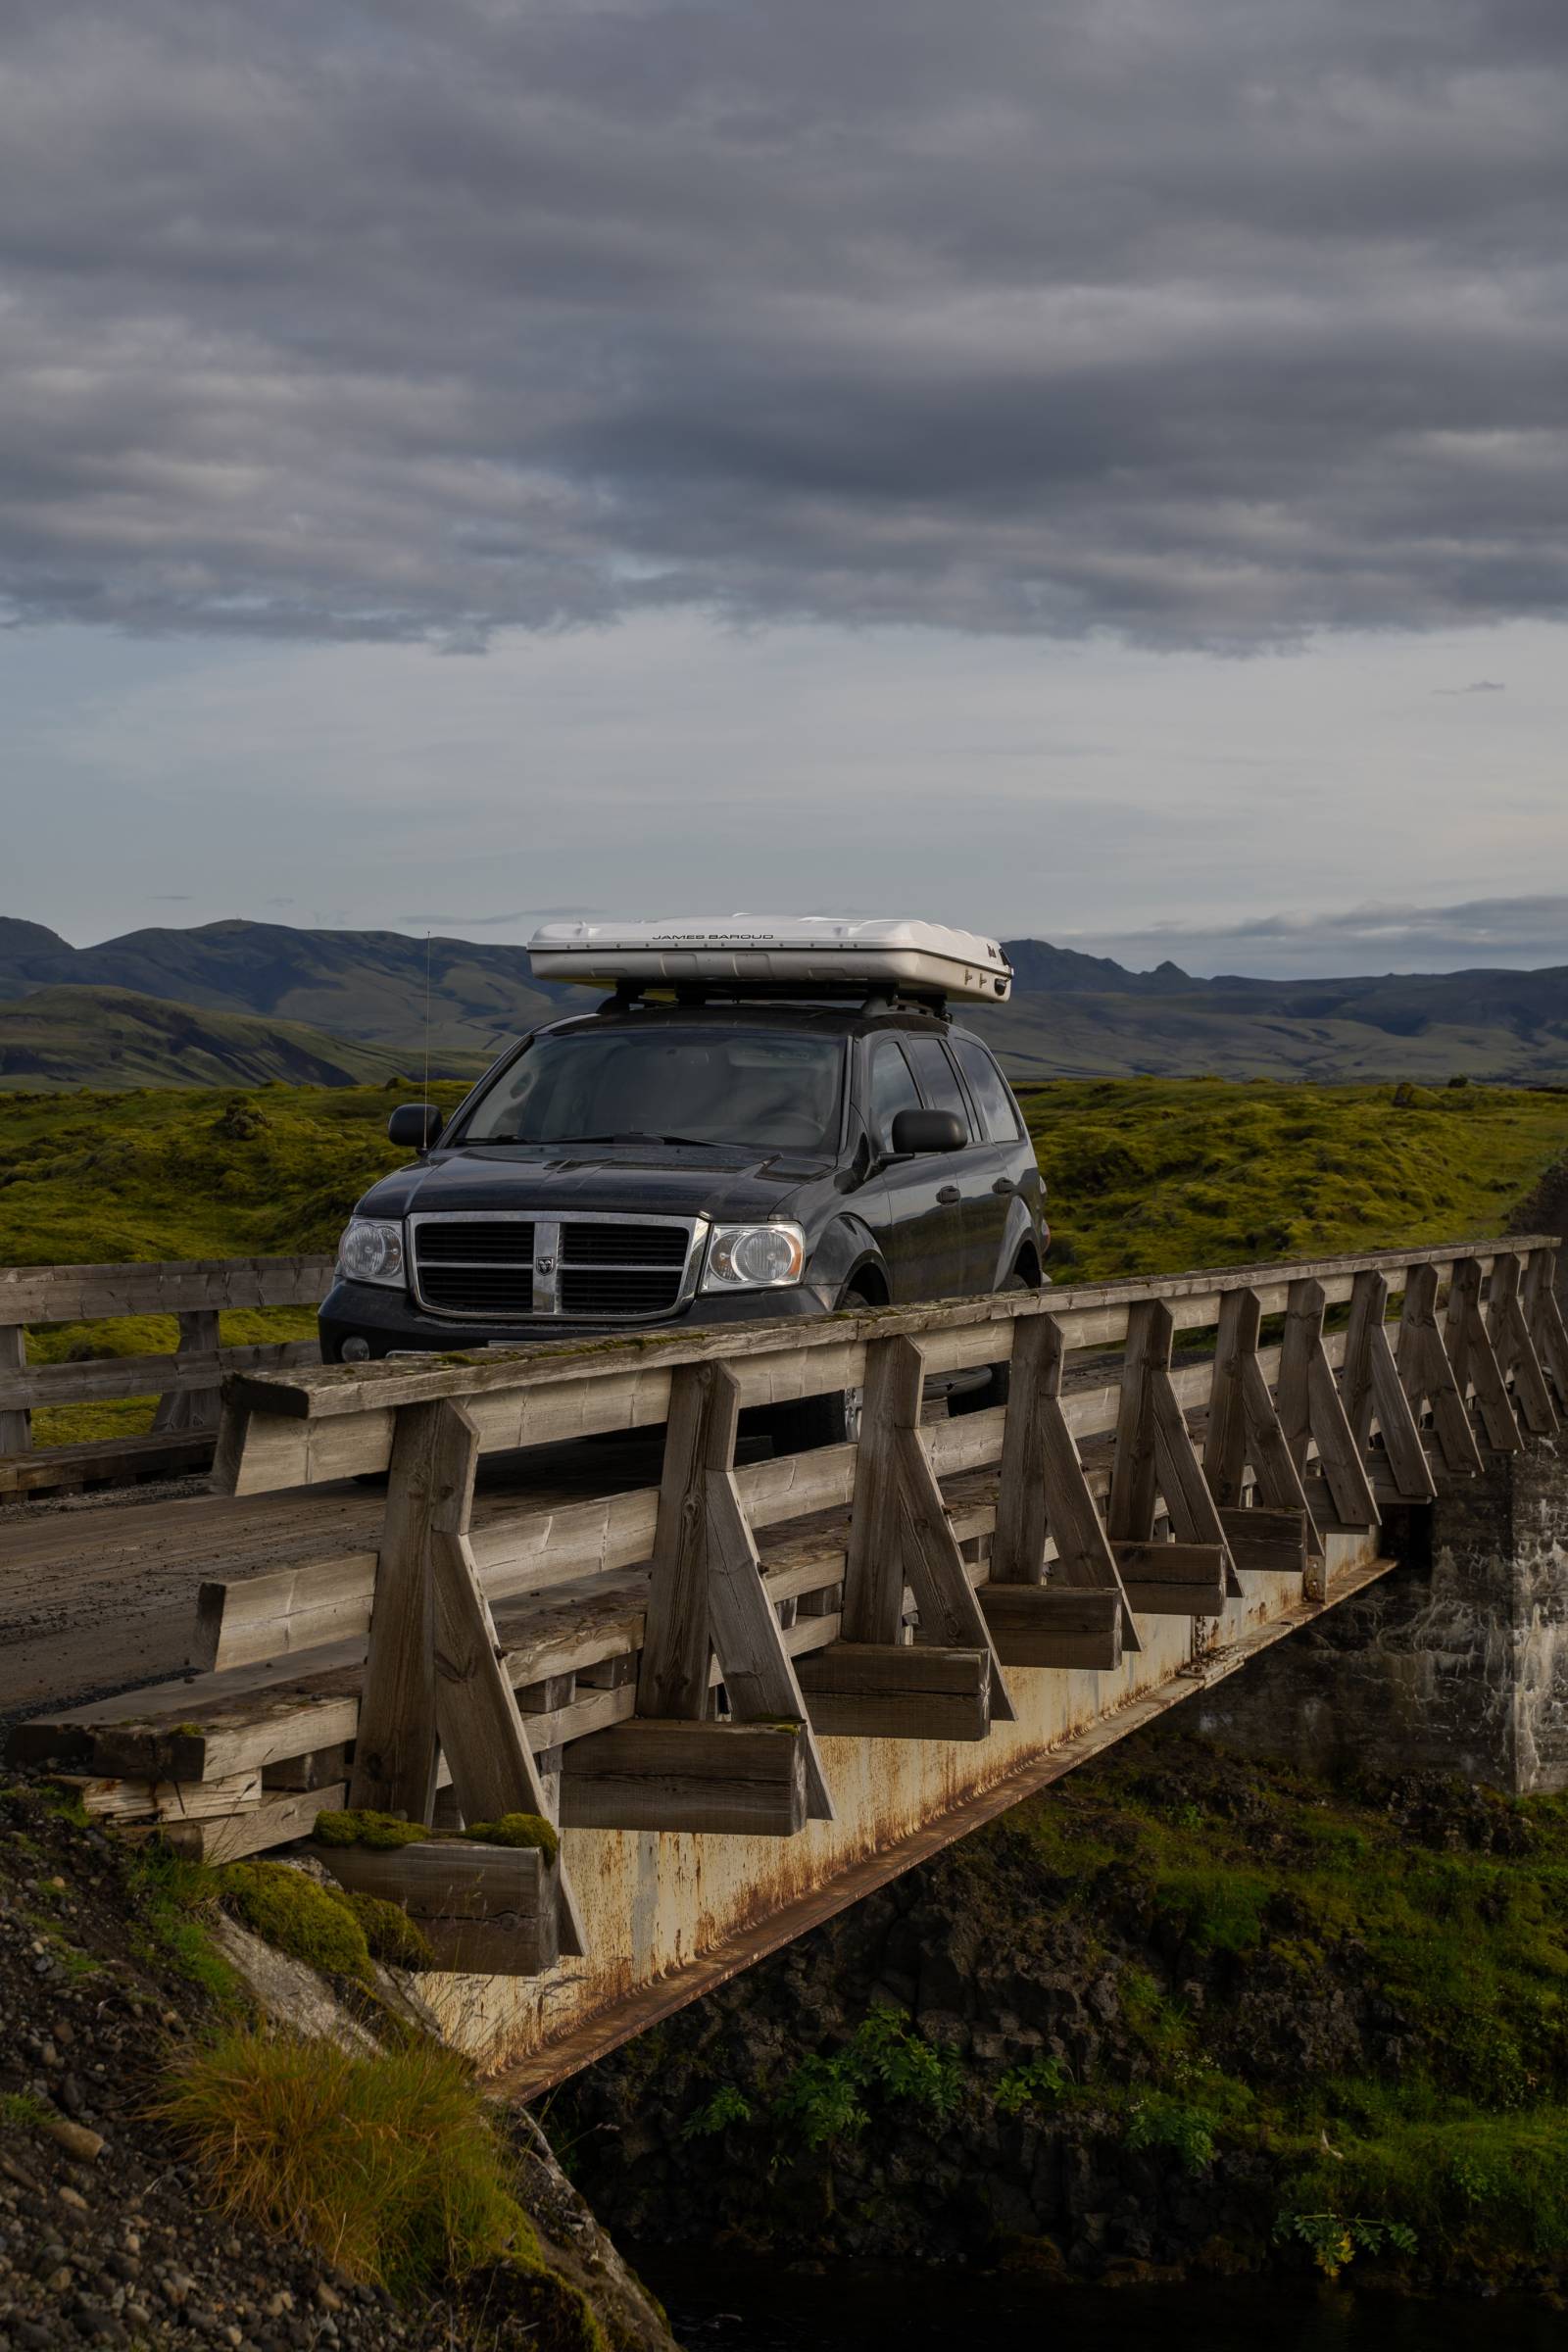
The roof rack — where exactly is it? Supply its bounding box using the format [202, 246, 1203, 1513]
[594, 977, 951, 1016]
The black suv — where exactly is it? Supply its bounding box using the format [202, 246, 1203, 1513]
[319, 994, 1047, 1432]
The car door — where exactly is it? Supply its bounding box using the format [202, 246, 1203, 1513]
[864, 1035, 968, 1301]
[950, 1031, 1031, 1288]
[900, 1032, 1001, 1293]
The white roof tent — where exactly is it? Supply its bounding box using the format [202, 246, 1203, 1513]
[527, 915, 1012, 1008]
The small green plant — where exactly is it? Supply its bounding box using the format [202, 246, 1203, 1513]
[771, 2006, 963, 2149]
[995, 2054, 1069, 2116]
[1125, 2092, 1217, 2175]
[681, 2084, 754, 2140]
[1274, 2211, 1417, 2279]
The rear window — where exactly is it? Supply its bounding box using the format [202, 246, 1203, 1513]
[952, 1035, 1024, 1144]
[902, 1035, 977, 1139]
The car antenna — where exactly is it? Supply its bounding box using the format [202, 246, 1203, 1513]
[421, 930, 433, 1107]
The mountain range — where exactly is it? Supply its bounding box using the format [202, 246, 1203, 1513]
[3, 915, 1568, 1091]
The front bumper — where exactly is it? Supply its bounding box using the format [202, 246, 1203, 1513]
[318, 1275, 836, 1361]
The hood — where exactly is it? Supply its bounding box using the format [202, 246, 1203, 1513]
[354, 1141, 829, 1223]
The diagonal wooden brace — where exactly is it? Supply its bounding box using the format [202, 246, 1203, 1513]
[1523, 1249, 1568, 1410]
[643, 1362, 832, 1817]
[1111, 1299, 1240, 1595]
[1487, 1251, 1557, 1437]
[1446, 1257, 1523, 1454]
[1206, 1287, 1324, 1575]
[1396, 1262, 1484, 1477]
[1278, 1278, 1379, 1532]
[845, 1336, 1015, 1722]
[992, 1313, 1139, 1651]
[1342, 1269, 1436, 1501]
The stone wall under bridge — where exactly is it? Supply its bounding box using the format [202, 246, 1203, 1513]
[1198, 1438, 1568, 1794]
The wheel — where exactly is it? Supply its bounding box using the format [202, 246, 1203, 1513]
[947, 1257, 1037, 1417]
[761, 1284, 874, 1453]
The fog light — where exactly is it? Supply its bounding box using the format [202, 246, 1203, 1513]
[340, 1336, 371, 1363]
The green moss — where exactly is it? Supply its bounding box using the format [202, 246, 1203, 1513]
[216, 1861, 375, 1986]
[0, 2090, 52, 2130]
[314, 1808, 430, 1850]
[464, 1814, 560, 1863]
[338, 1890, 434, 1972]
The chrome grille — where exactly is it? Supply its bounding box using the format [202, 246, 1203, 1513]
[410, 1212, 700, 1322]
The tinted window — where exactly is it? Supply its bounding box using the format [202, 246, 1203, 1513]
[461, 1026, 844, 1152]
[952, 1036, 1024, 1143]
[866, 1038, 920, 1152]
[903, 1035, 977, 1138]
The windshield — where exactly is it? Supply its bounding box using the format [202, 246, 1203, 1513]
[458, 1025, 846, 1152]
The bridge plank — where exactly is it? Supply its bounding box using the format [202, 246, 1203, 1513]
[346, 1400, 446, 1821]
[795, 1642, 991, 1740]
[560, 1720, 809, 1837]
[1523, 1249, 1568, 1408]
[637, 1362, 724, 1719]
[979, 1585, 1121, 1670]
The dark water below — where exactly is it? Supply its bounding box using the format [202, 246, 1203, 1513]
[633, 2251, 1563, 2352]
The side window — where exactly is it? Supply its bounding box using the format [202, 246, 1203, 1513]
[866, 1038, 921, 1153]
[902, 1034, 978, 1139]
[952, 1035, 1025, 1144]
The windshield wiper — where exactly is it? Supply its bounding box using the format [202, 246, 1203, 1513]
[461, 1131, 739, 1151]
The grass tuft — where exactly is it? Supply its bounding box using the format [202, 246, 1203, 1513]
[157, 2027, 605, 2345]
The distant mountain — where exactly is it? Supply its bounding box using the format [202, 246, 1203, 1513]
[3, 916, 1568, 1086]
[0, 985, 440, 1093]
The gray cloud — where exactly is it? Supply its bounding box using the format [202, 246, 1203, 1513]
[1075, 894, 1568, 978]
[1434, 679, 1507, 694]
[1, 1, 1566, 648]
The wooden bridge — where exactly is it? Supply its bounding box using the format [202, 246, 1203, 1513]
[5, 1233, 1566, 2092]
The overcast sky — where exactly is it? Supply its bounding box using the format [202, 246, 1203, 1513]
[3, 0, 1565, 975]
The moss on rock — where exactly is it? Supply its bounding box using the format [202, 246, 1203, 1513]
[216, 1861, 375, 1986]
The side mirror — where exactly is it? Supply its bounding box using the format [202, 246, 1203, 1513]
[388, 1102, 444, 1152]
[889, 1106, 966, 1157]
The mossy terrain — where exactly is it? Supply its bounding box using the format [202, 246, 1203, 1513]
[1021, 1076, 1568, 1283]
[0, 1080, 467, 1445]
[558, 1734, 1568, 2293]
[4, 1072, 1565, 1446]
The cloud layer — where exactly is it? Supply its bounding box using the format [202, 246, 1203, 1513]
[2, 0, 1567, 648]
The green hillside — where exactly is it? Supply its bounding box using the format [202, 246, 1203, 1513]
[0, 985, 460, 1093]
[7, 915, 1568, 1083]
[2, 1075, 1564, 1450]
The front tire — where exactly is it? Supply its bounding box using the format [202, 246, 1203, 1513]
[761, 1283, 875, 1453]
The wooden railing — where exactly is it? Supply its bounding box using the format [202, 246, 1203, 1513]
[0, 1255, 333, 1494]
[13, 1232, 1566, 1988]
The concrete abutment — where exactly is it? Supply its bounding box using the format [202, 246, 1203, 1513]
[1199, 1438, 1568, 1793]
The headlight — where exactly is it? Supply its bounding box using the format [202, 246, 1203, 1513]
[704, 1222, 807, 1291]
[338, 1218, 406, 1288]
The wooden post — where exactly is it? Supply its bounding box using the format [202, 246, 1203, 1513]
[640, 1362, 832, 1816]
[347, 1399, 447, 1822]
[152, 1310, 222, 1434]
[0, 1323, 30, 1457]
[1203, 1289, 1256, 1510]
[1523, 1249, 1568, 1410]
[1342, 1269, 1436, 1502]
[1487, 1251, 1556, 1437]
[843, 1337, 917, 1646]
[1446, 1257, 1523, 1454]
[423, 1398, 587, 1955]
[843, 1337, 1015, 1720]
[638, 1362, 729, 1719]
[993, 1313, 1139, 1650]
[1396, 1262, 1484, 1477]
[1107, 1299, 1163, 1544]
[1279, 1278, 1380, 1531]
[1109, 1298, 1238, 1595]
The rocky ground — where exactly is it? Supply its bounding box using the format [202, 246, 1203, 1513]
[0, 1775, 674, 2352]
